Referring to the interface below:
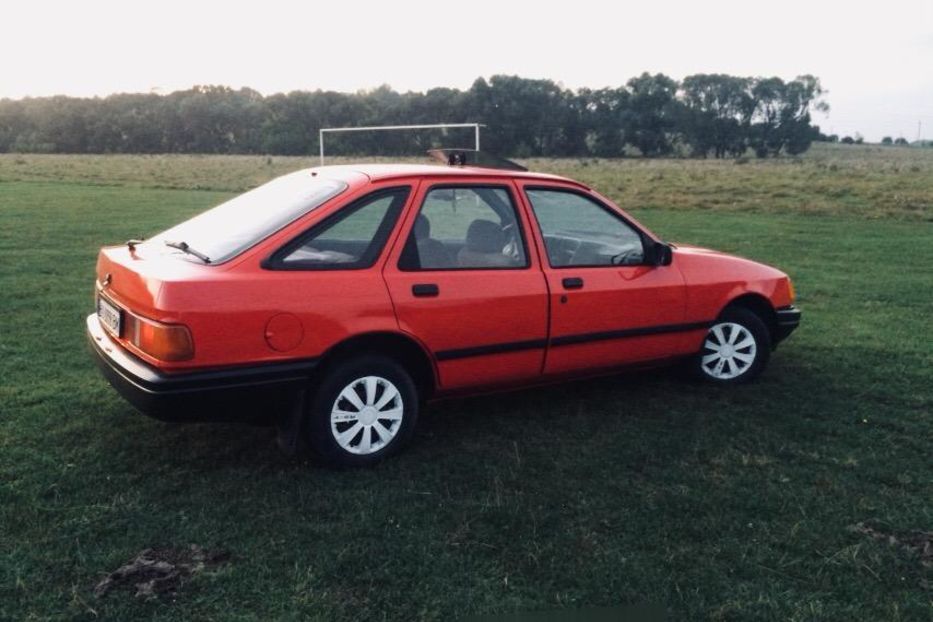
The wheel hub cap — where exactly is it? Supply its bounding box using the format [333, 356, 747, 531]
[330, 375, 404, 455]
[359, 406, 377, 425]
[701, 322, 757, 380]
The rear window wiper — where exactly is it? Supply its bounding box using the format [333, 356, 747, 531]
[164, 240, 211, 264]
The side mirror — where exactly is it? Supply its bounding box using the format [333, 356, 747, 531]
[647, 241, 673, 266]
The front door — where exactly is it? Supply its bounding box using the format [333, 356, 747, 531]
[519, 184, 692, 376]
[383, 180, 549, 391]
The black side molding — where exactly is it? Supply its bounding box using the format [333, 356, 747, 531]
[434, 321, 713, 361]
[550, 321, 711, 347]
[435, 338, 548, 361]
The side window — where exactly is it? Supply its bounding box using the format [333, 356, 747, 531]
[525, 189, 645, 267]
[274, 187, 409, 269]
[399, 186, 528, 270]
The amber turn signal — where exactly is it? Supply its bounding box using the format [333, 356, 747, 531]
[125, 313, 194, 361]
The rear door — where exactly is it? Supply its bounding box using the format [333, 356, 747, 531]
[383, 179, 549, 391]
[518, 182, 693, 376]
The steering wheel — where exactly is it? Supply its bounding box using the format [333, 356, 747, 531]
[611, 249, 636, 265]
[611, 246, 644, 266]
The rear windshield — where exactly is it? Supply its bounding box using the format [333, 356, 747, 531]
[148, 171, 347, 264]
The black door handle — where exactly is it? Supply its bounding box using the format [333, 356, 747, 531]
[412, 283, 439, 297]
[562, 277, 584, 290]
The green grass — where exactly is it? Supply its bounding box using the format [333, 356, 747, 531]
[1, 147, 931, 621]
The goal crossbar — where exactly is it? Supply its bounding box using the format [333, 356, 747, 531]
[319, 123, 482, 165]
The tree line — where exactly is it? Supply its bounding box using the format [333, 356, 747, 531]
[0, 73, 829, 158]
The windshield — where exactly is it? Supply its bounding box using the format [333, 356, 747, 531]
[148, 171, 347, 264]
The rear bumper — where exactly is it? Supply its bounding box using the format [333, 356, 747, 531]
[774, 305, 801, 344]
[86, 314, 316, 422]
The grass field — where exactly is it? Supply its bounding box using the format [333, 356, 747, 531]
[1, 144, 931, 620]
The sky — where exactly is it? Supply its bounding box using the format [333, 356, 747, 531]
[3, 0, 932, 141]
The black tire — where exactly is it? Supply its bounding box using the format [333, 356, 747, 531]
[304, 355, 419, 467]
[693, 306, 771, 384]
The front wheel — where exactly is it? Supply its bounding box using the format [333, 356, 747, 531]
[305, 355, 419, 467]
[694, 306, 771, 384]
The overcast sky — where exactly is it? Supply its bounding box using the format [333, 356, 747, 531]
[4, 0, 931, 141]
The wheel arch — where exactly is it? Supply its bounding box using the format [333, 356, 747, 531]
[318, 331, 437, 399]
[720, 293, 778, 342]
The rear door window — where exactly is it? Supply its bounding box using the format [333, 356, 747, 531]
[398, 186, 528, 270]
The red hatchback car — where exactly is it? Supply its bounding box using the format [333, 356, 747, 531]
[88, 151, 800, 466]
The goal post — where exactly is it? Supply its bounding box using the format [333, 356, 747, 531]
[318, 123, 482, 165]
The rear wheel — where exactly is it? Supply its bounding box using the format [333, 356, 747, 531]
[695, 306, 771, 384]
[305, 355, 419, 467]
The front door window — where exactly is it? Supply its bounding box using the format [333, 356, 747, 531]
[525, 189, 645, 267]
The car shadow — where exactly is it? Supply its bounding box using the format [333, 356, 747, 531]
[109, 350, 822, 476]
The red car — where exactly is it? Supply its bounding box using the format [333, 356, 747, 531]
[88, 151, 800, 466]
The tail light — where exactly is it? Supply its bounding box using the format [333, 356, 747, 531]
[124, 313, 194, 361]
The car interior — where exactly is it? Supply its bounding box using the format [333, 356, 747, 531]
[406, 214, 523, 269]
[399, 187, 527, 270]
[278, 185, 644, 271]
[278, 189, 410, 268]
[540, 232, 644, 266]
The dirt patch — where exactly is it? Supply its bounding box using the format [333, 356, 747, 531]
[94, 545, 230, 600]
[851, 522, 932, 588]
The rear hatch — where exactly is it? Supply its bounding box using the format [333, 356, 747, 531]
[92, 168, 356, 366]
[95, 244, 212, 319]
[93, 243, 218, 368]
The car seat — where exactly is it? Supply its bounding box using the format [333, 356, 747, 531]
[413, 214, 453, 269]
[457, 219, 514, 268]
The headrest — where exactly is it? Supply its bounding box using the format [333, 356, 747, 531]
[414, 214, 430, 240]
[465, 219, 504, 254]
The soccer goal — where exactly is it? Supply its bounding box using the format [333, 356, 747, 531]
[318, 123, 482, 165]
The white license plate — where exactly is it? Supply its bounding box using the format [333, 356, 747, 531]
[97, 296, 122, 337]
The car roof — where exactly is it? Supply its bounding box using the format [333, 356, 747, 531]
[309, 163, 589, 189]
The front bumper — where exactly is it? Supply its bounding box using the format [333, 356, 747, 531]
[86, 314, 317, 422]
[774, 305, 801, 344]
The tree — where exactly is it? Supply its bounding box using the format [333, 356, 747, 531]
[0, 99, 27, 152]
[0, 73, 829, 159]
[623, 72, 679, 156]
[582, 87, 629, 157]
[894, 137, 909, 146]
[841, 136, 855, 144]
[881, 136, 893, 145]
[748, 78, 785, 157]
[679, 74, 753, 158]
[747, 75, 828, 157]
[464, 75, 586, 157]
